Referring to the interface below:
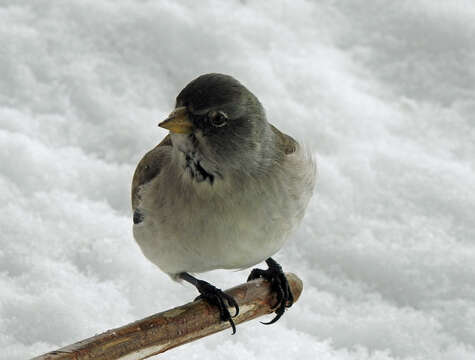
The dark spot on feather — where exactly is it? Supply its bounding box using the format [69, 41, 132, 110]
[133, 209, 144, 224]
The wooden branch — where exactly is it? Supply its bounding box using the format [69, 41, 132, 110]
[33, 273, 303, 360]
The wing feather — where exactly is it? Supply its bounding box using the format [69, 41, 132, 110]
[131, 135, 172, 210]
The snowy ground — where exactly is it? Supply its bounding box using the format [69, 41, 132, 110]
[1, 1, 474, 359]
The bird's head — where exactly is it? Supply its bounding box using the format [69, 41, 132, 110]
[159, 73, 272, 183]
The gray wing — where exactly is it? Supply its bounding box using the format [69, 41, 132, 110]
[270, 124, 297, 155]
[131, 134, 172, 210]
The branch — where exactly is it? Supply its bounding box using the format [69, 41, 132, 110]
[33, 273, 303, 360]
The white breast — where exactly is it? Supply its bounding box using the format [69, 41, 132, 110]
[133, 146, 316, 276]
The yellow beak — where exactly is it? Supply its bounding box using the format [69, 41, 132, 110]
[158, 106, 193, 134]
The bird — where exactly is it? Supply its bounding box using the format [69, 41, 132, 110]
[131, 73, 316, 333]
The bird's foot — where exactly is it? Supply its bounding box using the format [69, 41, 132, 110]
[195, 280, 239, 334]
[247, 258, 294, 324]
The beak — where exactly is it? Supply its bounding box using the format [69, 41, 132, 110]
[158, 106, 193, 134]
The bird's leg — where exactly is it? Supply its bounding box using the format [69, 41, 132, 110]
[247, 257, 294, 324]
[179, 272, 239, 334]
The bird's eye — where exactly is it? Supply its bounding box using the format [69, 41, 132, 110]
[208, 110, 228, 128]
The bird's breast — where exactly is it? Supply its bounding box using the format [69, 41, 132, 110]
[133, 147, 316, 275]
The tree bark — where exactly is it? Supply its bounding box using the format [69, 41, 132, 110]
[33, 273, 303, 360]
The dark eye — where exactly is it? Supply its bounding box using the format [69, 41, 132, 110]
[208, 110, 228, 128]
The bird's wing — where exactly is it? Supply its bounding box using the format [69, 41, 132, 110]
[269, 124, 297, 155]
[131, 134, 172, 210]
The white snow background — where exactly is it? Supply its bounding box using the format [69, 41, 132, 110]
[1, 1, 474, 359]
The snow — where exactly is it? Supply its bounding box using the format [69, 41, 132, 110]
[1, 1, 474, 359]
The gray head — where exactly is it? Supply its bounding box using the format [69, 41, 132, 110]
[160, 73, 274, 182]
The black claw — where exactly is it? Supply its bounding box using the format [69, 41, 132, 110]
[229, 317, 236, 334]
[224, 292, 240, 317]
[194, 280, 239, 334]
[286, 283, 294, 308]
[247, 258, 293, 324]
[260, 305, 285, 325]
